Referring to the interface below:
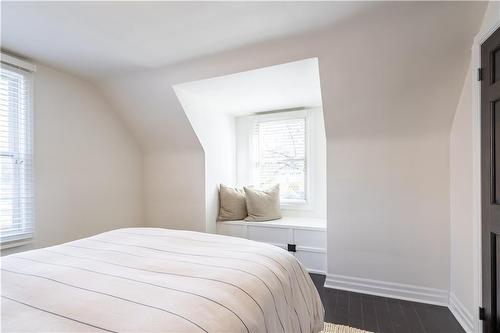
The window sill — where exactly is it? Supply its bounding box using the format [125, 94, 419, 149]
[281, 200, 312, 211]
[1, 238, 32, 250]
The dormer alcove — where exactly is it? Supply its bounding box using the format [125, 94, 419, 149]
[174, 58, 326, 232]
[174, 58, 327, 272]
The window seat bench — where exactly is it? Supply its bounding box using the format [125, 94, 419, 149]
[216, 217, 326, 274]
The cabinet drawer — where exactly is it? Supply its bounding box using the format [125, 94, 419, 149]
[247, 226, 289, 246]
[294, 229, 326, 249]
[295, 250, 326, 274]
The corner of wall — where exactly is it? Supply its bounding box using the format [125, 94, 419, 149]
[449, 292, 474, 333]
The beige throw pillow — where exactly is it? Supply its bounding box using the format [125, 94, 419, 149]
[218, 184, 247, 221]
[244, 185, 282, 222]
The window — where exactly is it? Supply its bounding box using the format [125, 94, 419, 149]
[0, 60, 34, 245]
[251, 112, 309, 204]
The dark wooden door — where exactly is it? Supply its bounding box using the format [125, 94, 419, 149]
[482, 26, 500, 333]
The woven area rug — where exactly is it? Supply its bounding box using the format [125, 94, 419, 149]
[321, 322, 373, 333]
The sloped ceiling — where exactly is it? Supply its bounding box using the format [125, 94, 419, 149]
[173, 58, 322, 117]
[96, 2, 486, 152]
[1, 1, 487, 152]
[1, 1, 372, 78]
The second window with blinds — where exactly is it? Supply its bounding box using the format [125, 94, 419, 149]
[0, 60, 35, 246]
[236, 110, 313, 209]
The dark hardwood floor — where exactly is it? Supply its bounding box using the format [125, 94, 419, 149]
[310, 274, 464, 333]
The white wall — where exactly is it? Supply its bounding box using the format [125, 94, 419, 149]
[326, 133, 451, 300]
[450, 62, 475, 331]
[449, 2, 500, 332]
[98, 2, 486, 302]
[3, 64, 143, 255]
[144, 149, 205, 232]
[100, 71, 206, 231]
[174, 88, 236, 232]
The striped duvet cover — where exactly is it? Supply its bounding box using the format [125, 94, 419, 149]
[1, 228, 324, 333]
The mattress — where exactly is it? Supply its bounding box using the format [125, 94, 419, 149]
[1, 228, 324, 332]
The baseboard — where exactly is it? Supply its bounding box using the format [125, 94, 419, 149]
[324, 273, 449, 306]
[307, 268, 326, 275]
[449, 293, 474, 333]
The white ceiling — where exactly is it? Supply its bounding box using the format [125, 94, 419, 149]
[173, 58, 322, 116]
[1, 1, 370, 79]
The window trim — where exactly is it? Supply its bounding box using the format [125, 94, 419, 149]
[246, 110, 313, 210]
[0, 53, 36, 248]
[1, 53, 37, 73]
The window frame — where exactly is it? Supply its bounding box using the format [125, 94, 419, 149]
[247, 110, 313, 210]
[0, 53, 36, 249]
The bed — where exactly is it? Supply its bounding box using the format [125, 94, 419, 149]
[1, 228, 324, 333]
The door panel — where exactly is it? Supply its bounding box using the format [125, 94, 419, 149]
[496, 233, 500, 332]
[495, 99, 500, 204]
[482, 26, 500, 333]
[493, 47, 500, 83]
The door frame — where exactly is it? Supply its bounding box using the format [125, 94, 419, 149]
[473, 10, 500, 333]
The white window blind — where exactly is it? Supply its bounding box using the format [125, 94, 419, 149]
[252, 116, 307, 202]
[0, 62, 34, 244]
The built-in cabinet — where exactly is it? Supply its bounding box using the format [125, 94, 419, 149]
[216, 217, 326, 274]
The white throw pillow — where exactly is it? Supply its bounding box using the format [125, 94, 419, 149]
[218, 184, 247, 221]
[244, 184, 282, 222]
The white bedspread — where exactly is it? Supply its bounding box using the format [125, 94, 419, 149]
[1, 228, 324, 333]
